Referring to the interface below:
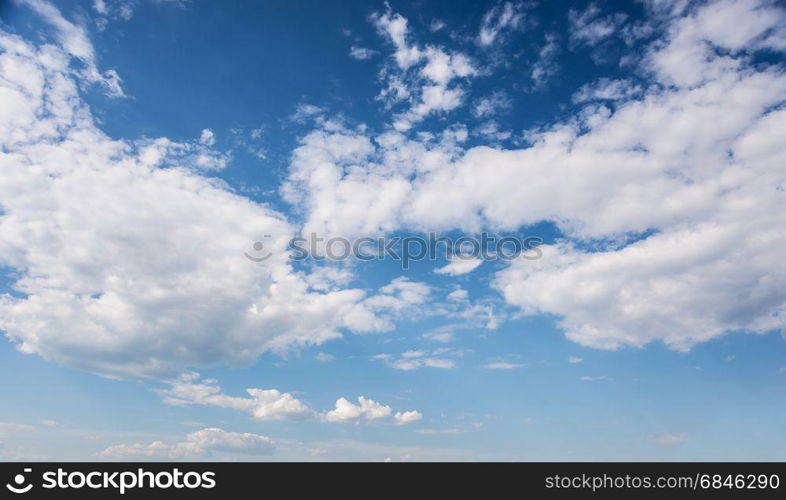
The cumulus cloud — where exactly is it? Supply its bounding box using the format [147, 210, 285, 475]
[160, 373, 423, 426]
[321, 396, 421, 425]
[198, 128, 216, 146]
[372, 8, 477, 131]
[0, 11, 430, 379]
[648, 0, 786, 87]
[284, 0, 786, 354]
[323, 397, 390, 423]
[393, 410, 423, 425]
[98, 428, 275, 459]
[434, 257, 483, 276]
[5, 0, 786, 382]
[159, 373, 314, 421]
[372, 9, 423, 70]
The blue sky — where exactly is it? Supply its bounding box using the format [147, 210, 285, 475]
[0, 0, 785, 461]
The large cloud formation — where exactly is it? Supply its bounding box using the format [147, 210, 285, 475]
[0, 3, 429, 378]
[284, 0, 786, 351]
[2, 0, 785, 382]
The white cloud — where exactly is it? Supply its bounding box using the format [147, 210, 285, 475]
[321, 396, 422, 425]
[648, 0, 786, 88]
[475, 120, 512, 142]
[472, 91, 512, 118]
[323, 396, 391, 423]
[93, 0, 108, 15]
[6, 0, 786, 381]
[349, 46, 377, 60]
[530, 33, 560, 88]
[159, 373, 315, 421]
[429, 19, 446, 32]
[422, 331, 454, 342]
[291, 103, 324, 123]
[393, 410, 423, 425]
[568, 3, 627, 49]
[483, 361, 525, 370]
[434, 257, 483, 276]
[304, 266, 356, 292]
[422, 323, 461, 343]
[19, 0, 124, 96]
[393, 85, 464, 132]
[161, 373, 424, 427]
[420, 47, 476, 86]
[689, 0, 786, 52]
[372, 9, 477, 130]
[91, 0, 157, 31]
[572, 78, 642, 103]
[373, 10, 422, 70]
[0, 20, 431, 379]
[568, 357, 584, 364]
[315, 351, 336, 362]
[422, 357, 456, 369]
[478, 2, 526, 47]
[198, 128, 216, 146]
[285, 0, 786, 354]
[98, 428, 275, 459]
[373, 349, 457, 371]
